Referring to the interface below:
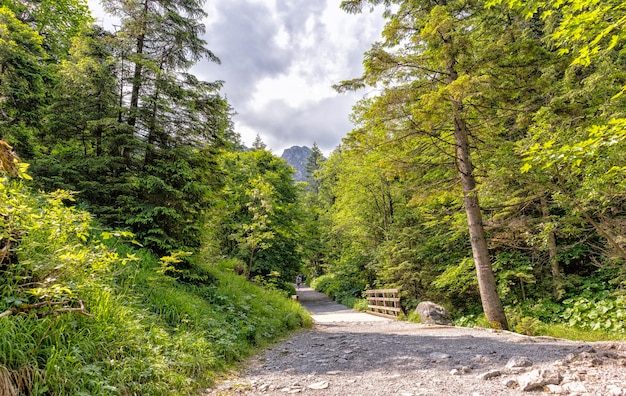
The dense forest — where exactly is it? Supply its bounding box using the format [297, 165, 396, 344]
[1, 0, 626, 393]
[313, 0, 626, 334]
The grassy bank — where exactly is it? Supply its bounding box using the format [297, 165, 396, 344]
[0, 180, 311, 395]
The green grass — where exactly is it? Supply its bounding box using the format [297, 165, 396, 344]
[533, 323, 626, 342]
[1, 258, 311, 395]
[454, 311, 626, 342]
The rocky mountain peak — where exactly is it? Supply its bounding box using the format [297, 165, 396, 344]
[281, 146, 312, 182]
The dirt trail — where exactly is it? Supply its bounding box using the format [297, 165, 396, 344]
[295, 286, 389, 323]
[205, 288, 626, 396]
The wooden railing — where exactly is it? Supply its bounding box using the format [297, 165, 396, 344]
[365, 289, 401, 319]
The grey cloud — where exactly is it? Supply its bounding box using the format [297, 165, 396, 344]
[240, 93, 362, 154]
[276, 0, 326, 35]
[197, 1, 293, 103]
[193, 0, 386, 154]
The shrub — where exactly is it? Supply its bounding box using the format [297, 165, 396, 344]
[310, 274, 362, 307]
[353, 298, 369, 312]
[561, 294, 626, 334]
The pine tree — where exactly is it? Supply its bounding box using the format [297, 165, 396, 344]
[304, 142, 324, 193]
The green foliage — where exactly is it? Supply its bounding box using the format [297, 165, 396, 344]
[561, 294, 626, 334]
[124, 146, 220, 255]
[432, 257, 480, 311]
[493, 251, 537, 304]
[539, 324, 626, 342]
[310, 273, 364, 308]
[313, 0, 626, 339]
[209, 150, 304, 283]
[304, 142, 325, 194]
[0, 178, 311, 394]
[14, 0, 235, 267]
[0, 180, 98, 304]
[253, 271, 297, 297]
[6, 1, 626, 385]
[0, 6, 47, 152]
[310, 274, 338, 297]
[500, 293, 626, 340]
[453, 313, 494, 329]
[514, 317, 544, 336]
[405, 311, 422, 323]
[2, 0, 92, 58]
[503, 306, 546, 336]
[353, 298, 369, 312]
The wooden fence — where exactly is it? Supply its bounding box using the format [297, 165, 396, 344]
[365, 289, 401, 319]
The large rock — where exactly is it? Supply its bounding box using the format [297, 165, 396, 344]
[414, 301, 453, 325]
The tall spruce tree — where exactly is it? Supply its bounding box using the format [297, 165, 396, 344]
[304, 142, 324, 194]
[21, 0, 233, 258]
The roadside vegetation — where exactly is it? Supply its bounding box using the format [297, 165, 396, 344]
[0, 168, 310, 394]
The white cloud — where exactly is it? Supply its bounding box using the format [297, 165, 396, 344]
[88, 0, 386, 154]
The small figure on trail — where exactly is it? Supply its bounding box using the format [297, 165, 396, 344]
[296, 274, 304, 288]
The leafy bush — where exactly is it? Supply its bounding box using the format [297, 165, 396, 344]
[0, 181, 102, 310]
[253, 271, 296, 297]
[561, 294, 626, 334]
[310, 274, 338, 297]
[499, 294, 626, 339]
[453, 312, 493, 329]
[521, 300, 565, 323]
[405, 311, 422, 323]
[353, 298, 369, 312]
[513, 316, 544, 336]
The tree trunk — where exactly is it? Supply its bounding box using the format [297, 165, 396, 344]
[128, 0, 149, 129]
[540, 195, 560, 289]
[124, 0, 149, 165]
[447, 57, 508, 330]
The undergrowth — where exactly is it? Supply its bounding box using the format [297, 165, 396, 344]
[454, 295, 626, 341]
[310, 273, 363, 308]
[0, 178, 311, 395]
[311, 270, 626, 342]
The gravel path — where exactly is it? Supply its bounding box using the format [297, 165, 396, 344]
[205, 288, 626, 396]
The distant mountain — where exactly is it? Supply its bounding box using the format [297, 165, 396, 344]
[281, 146, 312, 182]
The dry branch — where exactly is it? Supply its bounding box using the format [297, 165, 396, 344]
[0, 300, 93, 319]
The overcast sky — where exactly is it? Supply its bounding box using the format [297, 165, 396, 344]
[89, 0, 385, 155]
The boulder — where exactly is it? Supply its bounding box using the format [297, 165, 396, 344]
[415, 301, 453, 325]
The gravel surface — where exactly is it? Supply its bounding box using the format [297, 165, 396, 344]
[205, 288, 626, 396]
